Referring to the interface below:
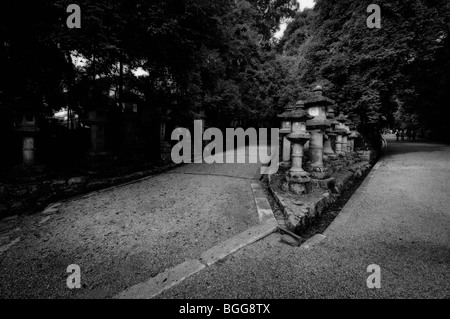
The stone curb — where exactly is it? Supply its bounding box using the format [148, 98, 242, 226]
[114, 259, 206, 299]
[33, 162, 183, 215]
[200, 219, 278, 267]
[300, 234, 327, 249]
[267, 174, 292, 229]
[0, 237, 21, 255]
[113, 219, 278, 299]
[0, 162, 183, 220]
[251, 183, 276, 223]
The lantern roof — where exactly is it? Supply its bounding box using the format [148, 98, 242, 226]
[303, 86, 335, 108]
[326, 105, 340, 125]
[278, 100, 314, 121]
[335, 112, 348, 123]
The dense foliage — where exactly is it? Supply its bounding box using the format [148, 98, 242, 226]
[1, 0, 449, 142]
[0, 0, 296, 128]
[278, 0, 450, 139]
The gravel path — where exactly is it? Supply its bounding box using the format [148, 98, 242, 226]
[157, 136, 450, 299]
[0, 152, 265, 298]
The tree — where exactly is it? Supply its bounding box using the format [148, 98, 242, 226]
[278, 0, 450, 140]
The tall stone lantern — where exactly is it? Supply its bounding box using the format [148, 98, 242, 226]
[15, 114, 40, 165]
[345, 119, 355, 153]
[334, 112, 347, 155]
[85, 108, 108, 157]
[323, 106, 339, 160]
[349, 131, 357, 152]
[277, 103, 295, 167]
[346, 119, 358, 153]
[343, 118, 352, 153]
[83, 83, 115, 168]
[304, 86, 333, 179]
[160, 113, 172, 162]
[282, 100, 313, 195]
[350, 114, 361, 152]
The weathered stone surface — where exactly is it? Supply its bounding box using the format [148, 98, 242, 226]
[2, 215, 18, 222]
[111, 176, 127, 184]
[319, 177, 335, 190]
[39, 216, 51, 225]
[289, 183, 307, 195]
[290, 205, 307, 218]
[14, 188, 28, 197]
[0, 237, 20, 255]
[115, 259, 206, 299]
[0, 236, 10, 245]
[68, 177, 86, 186]
[86, 180, 110, 190]
[41, 207, 59, 216]
[314, 197, 327, 216]
[280, 234, 300, 247]
[292, 200, 305, 206]
[309, 170, 329, 180]
[286, 214, 301, 230]
[252, 188, 267, 199]
[308, 204, 316, 217]
[1, 162, 180, 220]
[51, 180, 66, 188]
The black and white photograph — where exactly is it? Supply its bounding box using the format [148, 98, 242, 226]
[0, 0, 449, 306]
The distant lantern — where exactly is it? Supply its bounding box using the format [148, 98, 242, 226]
[15, 114, 40, 165]
[278, 102, 296, 165]
[334, 112, 348, 155]
[324, 106, 339, 159]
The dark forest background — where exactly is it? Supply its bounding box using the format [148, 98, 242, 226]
[1, 0, 449, 172]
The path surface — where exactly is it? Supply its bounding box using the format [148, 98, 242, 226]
[157, 136, 450, 298]
[0, 145, 273, 298]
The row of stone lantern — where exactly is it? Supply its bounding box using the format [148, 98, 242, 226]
[278, 86, 361, 194]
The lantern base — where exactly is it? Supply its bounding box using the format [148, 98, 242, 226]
[306, 165, 331, 180]
[283, 173, 311, 195]
[279, 161, 291, 169]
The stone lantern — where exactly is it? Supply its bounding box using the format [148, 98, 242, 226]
[350, 114, 361, 152]
[15, 114, 40, 165]
[82, 83, 115, 168]
[277, 103, 295, 167]
[342, 128, 349, 154]
[160, 113, 172, 162]
[304, 86, 333, 179]
[346, 119, 358, 153]
[345, 119, 355, 153]
[283, 100, 313, 195]
[85, 108, 107, 157]
[349, 131, 357, 152]
[323, 106, 339, 160]
[334, 112, 347, 155]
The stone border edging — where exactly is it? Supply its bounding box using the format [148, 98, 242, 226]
[268, 157, 375, 236]
[114, 222, 278, 299]
[27, 162, 183, 219]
